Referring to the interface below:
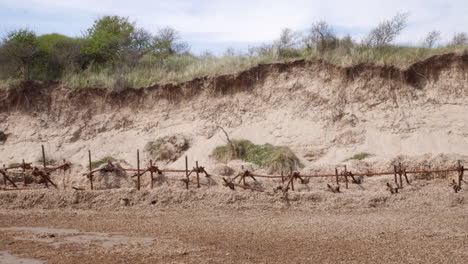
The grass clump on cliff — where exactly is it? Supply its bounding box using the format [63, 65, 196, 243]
[212, 139, 303, 173]
[91, 156, 117, 169]
[345, 152, 372, 161]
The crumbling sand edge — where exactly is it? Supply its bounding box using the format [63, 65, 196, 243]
[1, 53, 466, 113]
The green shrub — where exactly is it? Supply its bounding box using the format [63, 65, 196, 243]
[0, 29, 42, 80]
[345, 152, 372, 161]
[91, 156, 117, 168]
[212, 140, 303, 173]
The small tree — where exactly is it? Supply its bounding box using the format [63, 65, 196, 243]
[53, 38, 90, 71]
[275, 28, 301, 58]
[364, 12, 410, 47]
[247, 43, 274, 58]
[152, 27, 189, 58]
[123, 28, 154, 66]
[36, 33, 89, 79]
[305, 21, 337, 53]
[449, 32, 468, 46]
[1, 29, 41, 80]
[423, 30, 441, 48]
[83, 16, 136, 64]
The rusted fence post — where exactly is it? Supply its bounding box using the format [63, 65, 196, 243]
[458, 160, 464, 187]
[185, 156, 189, 190]
[344, 165, 349, 189]
[41, 145, 48, 187]
[335, 168, 339, 186]
[150, 159, 154, 189]
[403, 168, 410, 184]
[393, 165, 398, 188]
[290, 173, 295, 191]
[196, 161, 200, 188]
[22, 159, 27, 186]
[0, 168, 17, 188]
[137, 149, 141, 191]
[398, 162, 403, 188]
[88, 150, 93, 190]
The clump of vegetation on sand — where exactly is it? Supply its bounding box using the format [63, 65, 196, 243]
[212, 139, 303, 173]
[91, 156, 117, 169]
[345, 152, 372, 161]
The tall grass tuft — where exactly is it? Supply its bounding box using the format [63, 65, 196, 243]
[212, 139, 303, 173]
[344, 152, 372, 161]
[91, 156, 117, 169]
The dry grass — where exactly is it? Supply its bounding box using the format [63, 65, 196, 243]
[212, 139, 303, 173]
[91, 156, 117, 169]
[1, 45, 467, 91]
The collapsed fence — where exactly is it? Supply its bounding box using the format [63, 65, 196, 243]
[0, 145, 466, 194]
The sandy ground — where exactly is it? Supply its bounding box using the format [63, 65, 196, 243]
[0, 207, 467, 264]
[0, 178, 467, 264]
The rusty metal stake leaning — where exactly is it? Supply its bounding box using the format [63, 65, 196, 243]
[41, 145, 48, 188]
[196, 161, 200, 188]
[88, 150, 93, 190]
[184, 156, 189, 190]
[458, 160, 464, 187]
[398, 163, 404, 188]
[22, 159, 27, 186]
[137, 149, 141, 191]
[150, 160, 154, 189]
[335, 168, 339, 186]
[344, 165, 349, 189]
[0, 169, 18, 188]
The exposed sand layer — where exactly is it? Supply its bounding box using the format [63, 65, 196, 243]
[0, 54, 467, 180]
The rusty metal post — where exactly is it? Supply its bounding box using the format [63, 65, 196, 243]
[41, 145, 48, 187]
[22, 159, 27, 186]
[150, 159, 154, 189]
[88, 150, 93, 190]
[290, 173, 295, 191]
[185, 156, 189, 190]
[398, 163, 403, 188]
[41, 145, 47, 169]
[196, 161, 200, 188]
[394, 165, 398, 187]
[137, 149, 141, 191]
[458, 160, 464, 186]
[403, 168, 410, 184]
[335, 168, 339, 186]
[344, 165, 349, 189]
[281, 171, 284, 184]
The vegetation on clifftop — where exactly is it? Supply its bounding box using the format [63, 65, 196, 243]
[0, 14, 467, 91]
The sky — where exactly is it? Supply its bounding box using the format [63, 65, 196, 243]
[0, 0, 467, 54]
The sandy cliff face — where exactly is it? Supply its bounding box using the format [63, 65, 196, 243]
[0, 53, 467, 173]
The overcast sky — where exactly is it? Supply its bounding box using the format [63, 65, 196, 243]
[1, 0, 467, 54]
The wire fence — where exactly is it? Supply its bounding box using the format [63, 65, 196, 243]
[1, 145, 466, 194]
